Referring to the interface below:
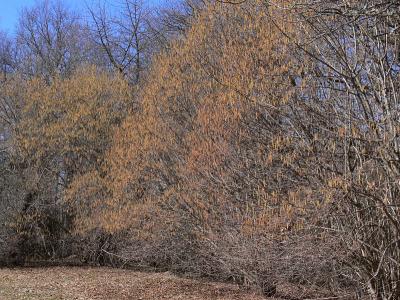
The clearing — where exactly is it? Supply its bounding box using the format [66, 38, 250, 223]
[0, 267, 269, 300]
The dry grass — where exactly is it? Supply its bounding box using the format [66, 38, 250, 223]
[0, 267, 270, 300]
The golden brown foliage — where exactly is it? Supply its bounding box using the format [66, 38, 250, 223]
[105, 0, 275, 223]
[13, 66, 131, 237]
[16, 66, 130, 172]
[84, 1, 340, 288]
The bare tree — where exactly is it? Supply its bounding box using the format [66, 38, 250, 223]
[88, 0, 152, 83]
[17, 0, 92, 79]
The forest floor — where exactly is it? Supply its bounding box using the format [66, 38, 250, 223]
[0, 267, 271, 300]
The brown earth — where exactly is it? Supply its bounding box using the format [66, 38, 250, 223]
[0, 267, 273, 300]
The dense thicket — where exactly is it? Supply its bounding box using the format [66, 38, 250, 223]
[0, 0, 399, 299]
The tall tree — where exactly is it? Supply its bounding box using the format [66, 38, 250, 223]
[17, 0, 92, 79]
[88, 0, 153, 83]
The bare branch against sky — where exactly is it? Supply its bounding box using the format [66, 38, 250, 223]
[0, 0, 163, 33]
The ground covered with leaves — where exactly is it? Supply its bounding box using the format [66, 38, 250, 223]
[0, 267, 271, 300]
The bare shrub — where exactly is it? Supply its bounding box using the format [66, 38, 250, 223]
[260, 1, 400, 298]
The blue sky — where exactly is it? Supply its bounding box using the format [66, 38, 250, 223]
[0, 0, 164, 33]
